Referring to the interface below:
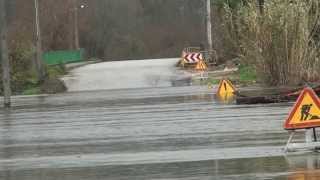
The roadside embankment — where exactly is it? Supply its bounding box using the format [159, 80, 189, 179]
[40, 61, 100, 95]
[192, 64, 257, 88]
[22, 65, 68, 95]
[0, 62, 91, 96]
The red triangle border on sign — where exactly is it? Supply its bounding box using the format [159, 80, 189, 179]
[217, 79, 236, 94]
[284, 88, 320, 130]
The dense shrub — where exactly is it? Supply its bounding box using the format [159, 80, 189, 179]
[224, 0, 320, 85]
[0, 40, 66, 95]
[6, 41, 38, 94]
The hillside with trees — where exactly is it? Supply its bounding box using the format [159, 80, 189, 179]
[1, 0, 320, 97]
[9, 0, 211, 60]
[2, 0, 216, 95]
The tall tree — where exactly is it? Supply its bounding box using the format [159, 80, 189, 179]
[258, 0, 264, 14]
[207, 0, 213, 51]
[73, 0, 80, 49]
[0, 0, 11, 107]
[34, 0, 46, 82]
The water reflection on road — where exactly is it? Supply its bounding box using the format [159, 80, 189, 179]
[0, 85, 318, 179]
[62, 58, 186, 91]
[1, 59, 320, 179]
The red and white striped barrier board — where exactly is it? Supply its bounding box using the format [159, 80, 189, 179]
[183, 53, 203, 63]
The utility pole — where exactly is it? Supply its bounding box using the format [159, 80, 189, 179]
[73, 0, 80, 49]
[206, 0, 213, 52]
[0, 0, 11, 107]
[34, 0, 46, 82]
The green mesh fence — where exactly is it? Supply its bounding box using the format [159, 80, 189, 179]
[43, 49, 84, 65]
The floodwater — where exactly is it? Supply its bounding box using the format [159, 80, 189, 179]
[62, 58, 187, 91]
[0, 59, 320, 180]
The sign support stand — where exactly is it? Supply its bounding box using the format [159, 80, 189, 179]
[284, 131, 295, 153]
[284, 128, 320, 153]
[313, 128, 317, 142]
[283, 87, 320, 152]
[305, 128, 313, 143]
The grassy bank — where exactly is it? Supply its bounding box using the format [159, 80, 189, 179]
[0, 64, 68, 96]
[21, 65, 67, 95]
[237, 65, 256, 85]
[196, 64, 257, 87]
[0, 41, 68, 96]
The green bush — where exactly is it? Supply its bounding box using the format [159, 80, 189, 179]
[7, 42, 39, 95]
[47, 64, 67, 79]
[22, 87, 41, 95]
[0, 41, 67, 95]
[238, 64, 256, 83]
[208, 78, 221, 85]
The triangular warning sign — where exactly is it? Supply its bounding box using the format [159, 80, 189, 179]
[195, 60, 207, 71]
[217, 79, 236, 95]
[284, 88, 320, 130]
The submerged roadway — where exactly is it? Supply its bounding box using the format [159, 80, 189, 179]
[0, 58, 319, 180]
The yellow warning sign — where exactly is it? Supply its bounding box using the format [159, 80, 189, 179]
[217, 79, 236, 95]
[284, 88, 320, 130]
[195, 60, 207, 71]
[216, 92, 235, 103]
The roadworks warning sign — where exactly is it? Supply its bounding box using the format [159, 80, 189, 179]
[217, 79, 236, 95]
[284, 88, 320, 130]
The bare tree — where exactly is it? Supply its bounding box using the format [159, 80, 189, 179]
[34, 0, 46, 81]
[258, 0, 264, 14]
[206, 0, 213, 52]
[73, 0, 80, 49]
[0, 0, 11, 107]
[11, 0, 207, 60]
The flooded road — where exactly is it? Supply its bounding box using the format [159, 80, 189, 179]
[1, 59, 320, 179]
[1, 86, 318, 180]
[62, 58, 183, 91]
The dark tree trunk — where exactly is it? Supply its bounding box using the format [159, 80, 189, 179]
[0, 0, 11, 107]
[258, 0, 264, 14]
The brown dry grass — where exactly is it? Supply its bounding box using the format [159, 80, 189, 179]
[224, 0, 320, 85]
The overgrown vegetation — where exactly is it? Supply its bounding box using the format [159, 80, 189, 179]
[0, 40, 67, 95]
[223, 0, 320, 86]
[5, 0, 320, 92]
[238, 64, 256, 84]
[10, 0, 207, 60]
[8, 41, 37, 94]
[207, 78, 221, 85]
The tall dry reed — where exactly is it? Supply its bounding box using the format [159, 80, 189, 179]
[224, 0, 320, 85]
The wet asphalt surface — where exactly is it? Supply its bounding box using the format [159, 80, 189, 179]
[1, 59, 320, 179]
[62, 58, 183, 91]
